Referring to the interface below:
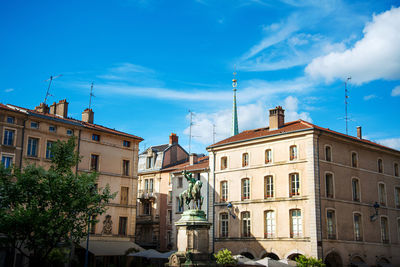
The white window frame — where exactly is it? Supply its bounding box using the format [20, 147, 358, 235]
[1, 153, 15, 169]
[242, 153, 249, 167]
[242, 178, 250, 200]
[220, 213, 229, 238]
[290, 209, 302, 238]
[27, 136, 40, 157]
[353, 212, 363, 241]
[3, 128, 16, 146]
[221, 181, 228, 202]
[289, 173, 300, 197]
[241, 211, 251, 238]
[265, 149, 272, 164]
[265, 175, 274, 198]
[264, 210, 275, 238]
[326, 209, 337, 240]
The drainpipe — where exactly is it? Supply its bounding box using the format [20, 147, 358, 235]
[206, 169, 209, 220]
[316, 131, 324, 260]
[212, 150, 216, 253]
[19, 119, 26, 170]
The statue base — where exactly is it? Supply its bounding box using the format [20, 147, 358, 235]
[167, 210, 216, 267]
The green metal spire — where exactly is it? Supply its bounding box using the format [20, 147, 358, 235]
[231, 71, 239, 136]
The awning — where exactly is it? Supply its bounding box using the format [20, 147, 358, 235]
[128, 249, 176, 259]
[79, 240, 144, 256]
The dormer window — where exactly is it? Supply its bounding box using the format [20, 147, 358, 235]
[290, 145, 297, 161]
[146, 157, 153, 169]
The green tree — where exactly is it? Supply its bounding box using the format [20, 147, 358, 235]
[0, 138, 115, 266]
[295, 255, 326, 267]
[214, 249, 238, 265]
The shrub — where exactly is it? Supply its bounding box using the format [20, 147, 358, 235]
[295, 255, 325, 267]
[214, 249, 238, 265]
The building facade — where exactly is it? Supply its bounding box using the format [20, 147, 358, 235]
[136, 134, 189, 251]
[207, 106, 400, 267]
[1, 100, 143, 266]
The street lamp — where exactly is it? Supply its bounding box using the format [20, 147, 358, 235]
[227, 202, 236, 219]
[370, 202, 380, 222]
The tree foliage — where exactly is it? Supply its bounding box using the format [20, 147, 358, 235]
[295, 255, 326, 267]
[214, 249, 238, 265]
[0, 137, 115, 265]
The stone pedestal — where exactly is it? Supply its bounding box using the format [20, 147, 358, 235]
[168, 210, 216, 267]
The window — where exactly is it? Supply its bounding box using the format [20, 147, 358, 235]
[46, 141, 54, 159]
[168, 191, 172, 203]
[3, 129, 14, 146]
[178, 177, 183, 188]
[49, 125, 56, 133]
[325, 146, 332, 162]
[353, 213, 363, 241]
[352, 178, 360, 202]
[120, 187, 129, 205]
[265, 176, 274, 198]
[30, 121, 39, 129]
[265, 149, 272, 164]
[149, 179, 154, 193]
[241, 212, 251, 237]
[123, 160, 130, 176]
[325, 173, 334, 198]
[327, 210, 336, 239]
[380, 217, 389, 243]
[66, 129, 74, 136]
[118, 217, 127, 236]
[395, 187, 400, 209]
[146, 157, 153, 168]
[290, 209, 302, 238]
[221, 156, 227, 170]
[168, 210, 172, 224]
[144, 202, 151, 215]
[290, 145, 297, 160]
[2, 155, 13, 168]
[27, 137, 39, 157]
[176, 197, 184, 213]
[265, 210, 275, 238]
[351, 152, 358, 167]
[220, 213, 229, 237]
[379, 183, 386, 206]
[221, 181, 228, 202]
[378, 159, 383, 173]
[90, 154, 99, 171]
[242, 153, 249, 167]
[92, 134, 100, 141]
[123, 140, 131, 147]
[289, 173, 300, 197]
[394, 163, 399, 177]
[7, 116, 15, 124]
[242, 178, 250, 200]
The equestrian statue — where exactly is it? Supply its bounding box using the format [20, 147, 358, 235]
[178, 170, 203, 210]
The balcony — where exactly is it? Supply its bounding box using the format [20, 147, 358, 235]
[138, 189, 156, 201]
[136, 214, 159, 225]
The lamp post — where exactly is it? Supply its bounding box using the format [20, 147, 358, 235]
[370, 202, 380, 221]
[227, 202, 236, 219]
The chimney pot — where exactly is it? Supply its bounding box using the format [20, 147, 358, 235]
[189, 153, 198, 166]
[357, 126, 362, 139]
[269, 106, 285, 130]
[82, 108, 94, 124]
[56, 99, 68, 118]
[169, 133, 178, 145]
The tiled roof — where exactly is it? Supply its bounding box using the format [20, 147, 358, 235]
[1, 103, 143, 141]
[139, 144, 170, 155]
[164, 156, 209, 173]
[208, 120, 400, 153]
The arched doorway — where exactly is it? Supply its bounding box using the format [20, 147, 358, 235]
[261, 252, 279, 260]
[240, 252, 255, 260]
[324, 252, 343, 267]
[350, 256, 365, 267]
[377, 257, 390, 267]
[288, 253, 302, 261]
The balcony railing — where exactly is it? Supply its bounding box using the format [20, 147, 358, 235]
[138, 189, 156, 200]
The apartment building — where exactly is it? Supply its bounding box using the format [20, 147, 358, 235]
[1, 100, 143, 266]
[136, 133, 189, 251]
[207, 106, 400, 267]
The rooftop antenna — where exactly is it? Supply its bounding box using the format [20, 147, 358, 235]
[344, 77, 351, 135]
[212, 124, 216, 144]
[89, 82, 95, 110]
[43, 74, 62, 104]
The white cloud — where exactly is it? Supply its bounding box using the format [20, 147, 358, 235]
[306, 7, 400, 84]
[4, 88, 14, 93]
[284, 96, 312, 122]
[363, 94, 377, 101]
[377, 138, 400, 151]
[391, 85, 400, 96]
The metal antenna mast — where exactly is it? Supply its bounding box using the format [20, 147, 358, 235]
[344, 77, 351, 135]
[212, 124, 216, 144]
[188, 110, 194, 154]
[89, 82, 95, 110]
[43, 74, 62, 104]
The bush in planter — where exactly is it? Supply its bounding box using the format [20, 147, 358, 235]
[214, 249, 237, 265]
[295, 255, 325, 267]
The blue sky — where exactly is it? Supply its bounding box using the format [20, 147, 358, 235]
[1, 0, 400, 153]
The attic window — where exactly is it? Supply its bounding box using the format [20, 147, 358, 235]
[146, 157, 153, 169]
[123, 140, 131, 147]
[92, 134, 100, 142]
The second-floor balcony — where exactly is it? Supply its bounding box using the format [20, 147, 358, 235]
[138, 189, 156, 201]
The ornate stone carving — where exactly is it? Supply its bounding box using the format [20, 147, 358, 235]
[102, 215, 112, 235]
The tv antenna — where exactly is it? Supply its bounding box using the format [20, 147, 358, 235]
[212, 124, 216, 144]
[88, 82, 95, 110]
[344, 77, 351, 135]
[43, 74, 62, 104]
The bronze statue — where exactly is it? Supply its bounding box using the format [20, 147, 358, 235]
[178, 170, 203, 210]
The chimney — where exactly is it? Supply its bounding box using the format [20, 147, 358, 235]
[189, 153, 198, 166]
[50, 102, 57, 115]
[34, 103, 49, 114]
[56, 99, 68, 118]
[82, 108, 94, 124]
[269, 106, 285, 130]
[357, 126, 362, 139]
[169, 133, 178, 145]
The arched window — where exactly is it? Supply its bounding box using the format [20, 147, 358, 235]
[380, 217, 389, 243]
[264, 176, 274, 198]
[220, 181, 228, 202]
[264, 210, 275, 238]
[395, 187, 400, 209]
[290, 145, 297, 161]
[242, 153, 249, 167]
[265, 149, 272, 164]
[352, 178, 360, 202]
[325, 146, 332, 162]
[221, 156, 228, 170]
[394, 163, 399, 177]
[325, 173, 334, 198]
[289, 173, 300, 197]
[378, 158, 383, 173]
[351, 152, 358, 168]
[353, 213, 363, 241]
[378, 183, 386, 206]
[242, 178, 250, 200]
[290, 209, 302, 238]
[220, 213, 229, 238]
[241, 211, 251, 237]
[326, 210, 336, 239]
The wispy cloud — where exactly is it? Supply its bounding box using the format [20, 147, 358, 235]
[97, 63, 157, 84]
[4, 88, 14, 93]
[363, 94, 377, 100]
[377, 137, 400, 151]
[391, 85, 400, 97]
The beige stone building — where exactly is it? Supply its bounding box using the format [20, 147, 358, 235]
[207, 106, 400, 267]
[136, 134, 189, 251]
[0, 100, 143, 266]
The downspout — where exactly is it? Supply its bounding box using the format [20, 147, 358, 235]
[75, 129, 81, 175]
[19, 119, 26, 170]
[212, 150, 216, 253]
[206, 168, 209, 221]
[316, 130, 324, 260]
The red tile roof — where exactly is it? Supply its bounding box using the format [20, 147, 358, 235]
[163, 156, 209, 173]
[208, 120, 399, 153]
[1, 103, 143, 141]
